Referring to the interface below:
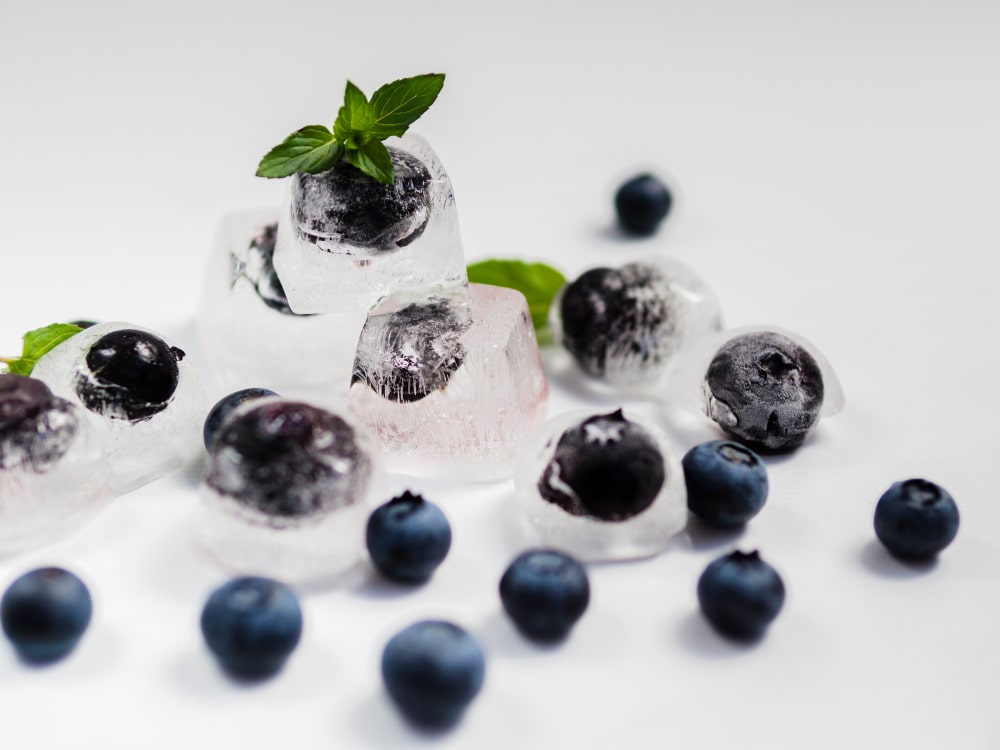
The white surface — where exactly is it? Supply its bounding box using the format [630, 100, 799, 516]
[2, 2, 999, 748]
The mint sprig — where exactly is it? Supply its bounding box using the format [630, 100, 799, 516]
[256, 73, 445, 184]
[467, 260, 567, 337]
[1, 323, 83, 376]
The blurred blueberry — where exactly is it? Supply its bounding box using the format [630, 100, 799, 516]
[1, 567, 93, 664]
[683, 440, 769, 528]
[874, 479, 959, 560]
[202, 387, 278, 451]
[614, 174, 672, 236]
[499, 549, 590, 642]
[697, 550, 785, 640]
[366, 491, 452, 583]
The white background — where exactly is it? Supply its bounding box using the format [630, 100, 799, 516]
[2, 1, 999, 748]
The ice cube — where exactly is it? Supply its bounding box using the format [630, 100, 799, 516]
[349, 283, 549, 481]
[513, 408, 686, 561]
[196, 209, 367, 392]
[196, 397, 381, 583]
[30, 322, 210, 494]
[0, 374, 112, 553]
[273, 134, 468, 314]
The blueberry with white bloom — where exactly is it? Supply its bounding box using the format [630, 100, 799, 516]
[697, 550, 785, 640]
[682, 440, 769, 528]
[366, 491, 452, 582]
[1, 567, 93, 663]
[499, 549, 590, 641]
[874, 479, 959, 560]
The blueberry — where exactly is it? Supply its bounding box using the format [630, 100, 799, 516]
[67, 319, 98, 329]
[874, 479, 959, 560]
[538, 409, 665, 521]
[366, 491, 452, 583]
[1, 567, 93, 663]
[682, 440, 769, 528]
[381, 620, 485, 727]
[704, 330, 825, 453]
[240, 222, 305, 316]
[202, 387, 279, 451]
[0, 374, 78, 473]
[615, 174, 672, 236]
[697, 550, 785, 640]
[293, 147, 432, 254]
[74, 328, 185, 422]
[200, 576, 303, 679]
[499, 549, 590, 641]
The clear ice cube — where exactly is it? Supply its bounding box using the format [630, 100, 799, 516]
[349, 283, 549, 481]
[30, 322, 210, 494]
[196, 209, 367, 392]
[513, 408, 686, 561]
[272, 134, 468, 315]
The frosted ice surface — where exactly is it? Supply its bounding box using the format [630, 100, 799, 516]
[196, 397, 381, 583]
[349, 283, 549, 481]
[0, 374, 111, 554]
[273, 134, 468, 314]
[31, 322, 210, 494]
[513, 408, 686, 561]
[196, 209, 366, 392]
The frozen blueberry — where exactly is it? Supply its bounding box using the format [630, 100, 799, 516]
[615, 173, 673, 236]
[67, 319, 98, 329]
[202, 387, 279, 451]
[239, 222, 304, 316]
[0, 374, 78, 473]
[381, 620, 485, 728]
[352, 297, 470, 403]
[366, 491, 452, 583]
[74, 328, 185, 422]
[874, 479, 959, 560]
[1, 567, 93, 663]
[682, 440, 769, 528]
[292, 147, 432, 254]
[558, 264, 673, 379]
[200, 576, 303, 679]
[538, 409, 665, 521]
[205, 400, 371, 522]
[704, 331, 824, 453]
[697, 550, 785, 640]
[499, 549, 590, 641]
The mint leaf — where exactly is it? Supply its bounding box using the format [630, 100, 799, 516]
[333, 81, 375, 144]
[2, 323, 82, 376]
[345, 139, 394, 184]
[369, 73, 446, 140]
[467, 259, 567, 334]
[256, 125, 343, 178]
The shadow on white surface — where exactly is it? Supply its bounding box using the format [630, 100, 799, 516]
[474, 609, 569, 659]
[674, 610, 767, 658]
[346, 690, 467, 748]
[675, 515, 747, 554]
[858, 540, 939, 579]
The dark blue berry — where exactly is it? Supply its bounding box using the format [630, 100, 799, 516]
[682, 440, 769, 528]
[697, 550, 785, 640]
[874, 479, 959, 560]
[0, 374, 78, 473]
[499, 549, 590, 641]
[381, 620, 485, 727]
[200, 576, 303, 679]
[366, 491, 452, 583]
[1, 567, 93, 663]
[203, 387, 279, 450]
[614, 174, 672, 236]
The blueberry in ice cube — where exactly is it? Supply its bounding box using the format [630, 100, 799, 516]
[200, 576, 303, 679]
[237, 221, 304, 315]
[499, 549, 590, 642]
[73, 328, 185, 422]
[697, 550, 785, 640]
[205, 400, 371, 522]
[202, 387, 279, 451]
[366, 491, 452, 583]
[352, 297, 470, 403]
[704, 330, 825, 453]
[682, 440, 769, 528]
[292, 147, 432, 254]
[558, 264, 673, 379]
[0, 374, 78, 473]
[381, 620, 485, 728]
[615, 173, 672, 236]
[874, 479, 959, 560]
[538, 409, 666, 521]
[1, 567, 92, 663]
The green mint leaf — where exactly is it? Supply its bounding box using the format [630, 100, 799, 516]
[369, 73, 445, 140]
[2, 323, 83, 376]
[345, 139, 395, 184]
[467, 259, 567, 334]
[333, 81, 375, 143]
[256, 125, 343, 178]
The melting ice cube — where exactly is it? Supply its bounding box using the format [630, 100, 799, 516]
[349, 283, 549, 482]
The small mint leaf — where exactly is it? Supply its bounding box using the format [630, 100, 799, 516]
[467, 259, 567, 333]
[369, 73, 445, 140]
[256, 125, 343, 178]
[3, 323, 82, 376]
[345, 139, 395, 184]
[333, 81, 374, 142]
